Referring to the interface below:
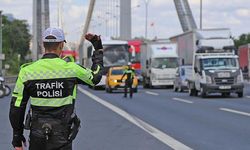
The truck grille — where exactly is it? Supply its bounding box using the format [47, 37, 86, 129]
[157, 74, 175, 79]
[158, 78, 174, 80]
[214, 77, 235, 85]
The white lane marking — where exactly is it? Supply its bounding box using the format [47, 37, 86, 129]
[220, 108, 250, 117]
[173, 98, 193, 104]
[78, 87, 192, 150]
[246, 96, 250, 98]
[145, 91, 159, 96]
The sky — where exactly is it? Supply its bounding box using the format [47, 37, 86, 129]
[0, 0, 250, 44]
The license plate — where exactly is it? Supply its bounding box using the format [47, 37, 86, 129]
[219, 85, 231, 89]
[218, 72, 230, 78]
[120, 83, 125, 86]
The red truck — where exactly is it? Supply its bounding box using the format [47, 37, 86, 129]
[238, 44, 250, 79]
[128, 40, 141, 69]
[128, 40, 142, 81]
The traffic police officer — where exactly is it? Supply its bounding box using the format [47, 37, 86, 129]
[121, 63, 135, 98]
[9, 27, 104, 150]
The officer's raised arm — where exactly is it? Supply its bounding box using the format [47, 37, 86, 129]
[75, 33, 104, 86]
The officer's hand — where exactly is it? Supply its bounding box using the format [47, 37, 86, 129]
[85, 33, 103, 50]
[12, 134, 26, 149]
[85, 33, 98, 41]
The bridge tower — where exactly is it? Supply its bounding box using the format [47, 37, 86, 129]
[32, 0, 50, 61]
[174, 0, 197, 32]
[120, 0, 131, 40]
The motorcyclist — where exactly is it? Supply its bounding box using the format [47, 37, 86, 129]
[9, 27, 104, 150]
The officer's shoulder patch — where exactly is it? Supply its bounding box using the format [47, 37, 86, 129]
[63, 56, 75, 63]
[21, 62, 33, 68]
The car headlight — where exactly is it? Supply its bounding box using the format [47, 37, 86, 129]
[206, 75, 212, 84]
[110, 79, 117, 83]
[237, 74, 243, 83]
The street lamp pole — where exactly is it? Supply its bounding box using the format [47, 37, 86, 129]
[200, 0, 202, 29]
[144, 0, 149, 39]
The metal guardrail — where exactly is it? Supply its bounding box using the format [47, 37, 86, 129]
[5, 76, 17, 84]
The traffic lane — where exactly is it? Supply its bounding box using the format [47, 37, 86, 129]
[74, 86, 171, 150]
[88, 86, 250, 150]
[0, 88, 13, 149]
[153, 85, 250, 115]
[141, 87, 250, 150]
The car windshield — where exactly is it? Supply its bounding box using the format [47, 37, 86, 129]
[152, 58, 178, 69]
[201, 58, 238, 70]
[103, 45, 129, 67]
[111, 69, 124, 75]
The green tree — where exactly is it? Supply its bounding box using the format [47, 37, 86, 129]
[234, 33, 250, 49]
[2, 15, 31, 75]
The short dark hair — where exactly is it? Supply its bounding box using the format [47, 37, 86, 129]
[43, 36, 61, 51]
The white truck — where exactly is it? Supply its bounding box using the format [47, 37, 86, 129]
[170, 28, 244, 97]
[141, 41, 178, 88]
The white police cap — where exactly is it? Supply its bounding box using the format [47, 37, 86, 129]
[42, 27, 66, 43]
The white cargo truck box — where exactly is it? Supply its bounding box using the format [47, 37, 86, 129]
[141, 41, 178, 88]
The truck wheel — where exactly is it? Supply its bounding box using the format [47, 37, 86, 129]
[188, 82, 197, 96]
[237, 92, 243, 98]
[194, 89, 198, 96]
[149, 80, 154, 89]
[174, 85, 178, 92]
[200, 87, 207, 98]
[178, 85, 183, 92]
[189, 88, 196, 96]
[143, 77, 149, 88]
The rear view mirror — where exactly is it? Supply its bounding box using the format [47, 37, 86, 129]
[194, 67, 198, 73]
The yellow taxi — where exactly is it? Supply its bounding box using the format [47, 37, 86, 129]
[105, 66, 138, 93]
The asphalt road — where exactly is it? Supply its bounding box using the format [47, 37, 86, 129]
[1, 84, 250, 150]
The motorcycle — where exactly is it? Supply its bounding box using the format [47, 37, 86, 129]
[0, 76, 11, 98]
